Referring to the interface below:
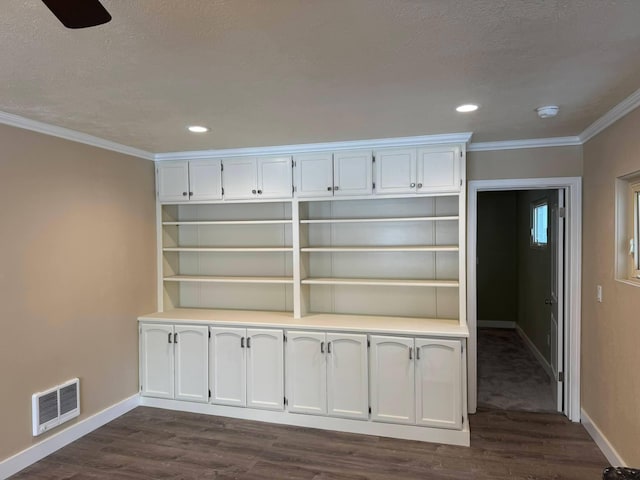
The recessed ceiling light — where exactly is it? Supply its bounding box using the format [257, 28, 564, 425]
[187, 125, 210, 133]
[456, 104, 479, 113]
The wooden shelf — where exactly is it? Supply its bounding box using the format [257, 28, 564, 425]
[163, 247, 293, 252]
[301, 277, 459, 288]
[300, 245, 459, 252]
[163, 220, 292, 225]
[300, 216, 458, 224]
[164, 275, 294, 284]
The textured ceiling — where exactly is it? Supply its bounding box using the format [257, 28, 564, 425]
[1, 0, 640, 153]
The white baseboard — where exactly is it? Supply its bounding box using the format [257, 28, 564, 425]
[0, 393, 140, 479]
[477, 320, 516, 329]
[515, 324, 554, 381]
[140, 397, 470, 447]
[581, 408, 626, 467]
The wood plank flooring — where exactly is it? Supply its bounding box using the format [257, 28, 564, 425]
[11, 407, 608, 479]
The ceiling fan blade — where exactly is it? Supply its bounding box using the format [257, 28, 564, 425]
[41, 0, 111, 29]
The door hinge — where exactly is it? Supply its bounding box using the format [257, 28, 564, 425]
[367, 339, 370, 348]
[460, 179, 463, 187]
[460, 150, 463, 158]
[292, 159, 296, 167]
[462, 416, 464, 424]
[368, 406, 371, 414]
[221, 163, 224, 171]
[209, 389, 211, 398]
[284, 397, 288, 406]
[559, 207, 566, 218]
[558, 371, 564, 382]
[222, 187, 225, 195]
[208, 330, 211, 339]
[372, 155, 376, 163]
[293, 185, 296, 193]
[284, 333, 287, 342]
[140, 385, 142, 392]
[372, 182, 376, 189]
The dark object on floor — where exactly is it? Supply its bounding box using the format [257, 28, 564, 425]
[604, 467, 640, 479]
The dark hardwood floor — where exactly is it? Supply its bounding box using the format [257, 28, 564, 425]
[12, 407, 608, 479]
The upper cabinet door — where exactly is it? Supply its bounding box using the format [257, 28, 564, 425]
[140, 323, 174, 399]
[174, 325, 209, 403]
[415, 338, 462, 430]
[286, 330, 327, 415]
[333, 150, 373, 196]
[157, 161, 190, 202]
[417, 147, 461, 193]
[246, 329, 284, 411]
[189, 159, 223, 201]
[210, 327, 246, 407]
[369, 335, 415, 424]
[294, 153, 334, 198]
[222, 158, 258, 200]
[326, 333, 369, 420]
[374, 149, 417, 195]
[257, 156, 293, 199]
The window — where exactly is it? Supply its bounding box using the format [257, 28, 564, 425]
[531, 200, 548, 247]
[615, 172, 640, 285]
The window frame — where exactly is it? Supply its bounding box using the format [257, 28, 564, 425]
[530, 198, 549, 249]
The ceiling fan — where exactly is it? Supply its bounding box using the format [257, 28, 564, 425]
[41, 0, 111, 29]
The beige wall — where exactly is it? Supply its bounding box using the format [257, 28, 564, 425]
[0, 125, 157, 460]
[582, 107, 640, 465]
[468, 145, 583, 181]
[477, 191, 518, 323]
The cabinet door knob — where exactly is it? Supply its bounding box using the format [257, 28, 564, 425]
[417, 183, 423, 189]
[320, 341, 325, 354]
[327, 341, 332, 354]
[410, 183, 416, 188]
[241, 337, 245, 348]
[174, 332, 178, 344]
[168, 332, 172, 344]
[247, 337, 251, 348]
[189, 191, 193, 196]
[327, 186, 332, 191]
[251, 189, 257, 194]
[409, 347, 413, 360]
[334, 186, 339, 191]
[182, 192, 188, 196]
[257, 190, 262, 194]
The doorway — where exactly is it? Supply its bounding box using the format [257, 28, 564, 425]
[475, 189, 562, 413]
[467, 177, 582, 422]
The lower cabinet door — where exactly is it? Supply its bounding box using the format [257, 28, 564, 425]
[140, 324, 175, 399]
[286, 331, 327, 415]
[246, 329, 284, 411]
[415, 338, 462, 429]
[326, 333, 368, 419]
[369, 335, 415, 424]
[174, 325, 209, 403]
[210, 327, 246, 407]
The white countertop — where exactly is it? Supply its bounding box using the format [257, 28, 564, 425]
[138, 308, 469, 338]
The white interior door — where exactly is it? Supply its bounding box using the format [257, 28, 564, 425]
[369, 335, 415, 424]
[333, 150, 373, 196]
[140, 324, 174, 399]
[189, 159, 222, 201]
[257, 156, 293, 199]
[326, 333, 369, 420]
[415, 338, 462, 429]
[294, 153, 333, 198]
[246, 329, 284, 411]
[222, 158, 257, 200]
[549, 190, 565, 412]
[286, 331, 327, 415]
[210, 327, 246, 406]
[374, 149, 416, 195]
[157, 161, 190, 202]
[174, 325, 209, 403]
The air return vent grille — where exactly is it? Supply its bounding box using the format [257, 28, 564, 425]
[32, 378, 80, 436]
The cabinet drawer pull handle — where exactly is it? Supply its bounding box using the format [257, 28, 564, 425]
[173, 332, 178, 343]
[410, 183, 416, 188]
[182, 192, 188, 196]
[417, 183, 423, 188]
[409, 347, 413, 360]
[247, 337, 251, 348]
[168, 332, 172, 344]
[327, 341, 332, 353]
[241, 337, 245, 348]
[416, 347, 420, 360]
[320, 341, 325, 353]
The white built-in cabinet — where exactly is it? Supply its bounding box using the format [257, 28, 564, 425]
[223, 156, 293, 200]
[374, 146, 461, 195]
[369, 335, 462, 429]
[210, 327, 284, 410]
[294, 150, 373, 197]
[157, 159, 223, 202]
[286, 330, 369, 420]
[139, 323, 209, 402]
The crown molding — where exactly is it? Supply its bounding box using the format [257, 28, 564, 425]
[0, 110, 154, 160]
[468, 136, 582, 152]
[579, 87, 640, 144]
[153, 132, 474, 161]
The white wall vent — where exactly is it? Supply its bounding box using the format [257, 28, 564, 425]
[32, 378, 80, 436]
